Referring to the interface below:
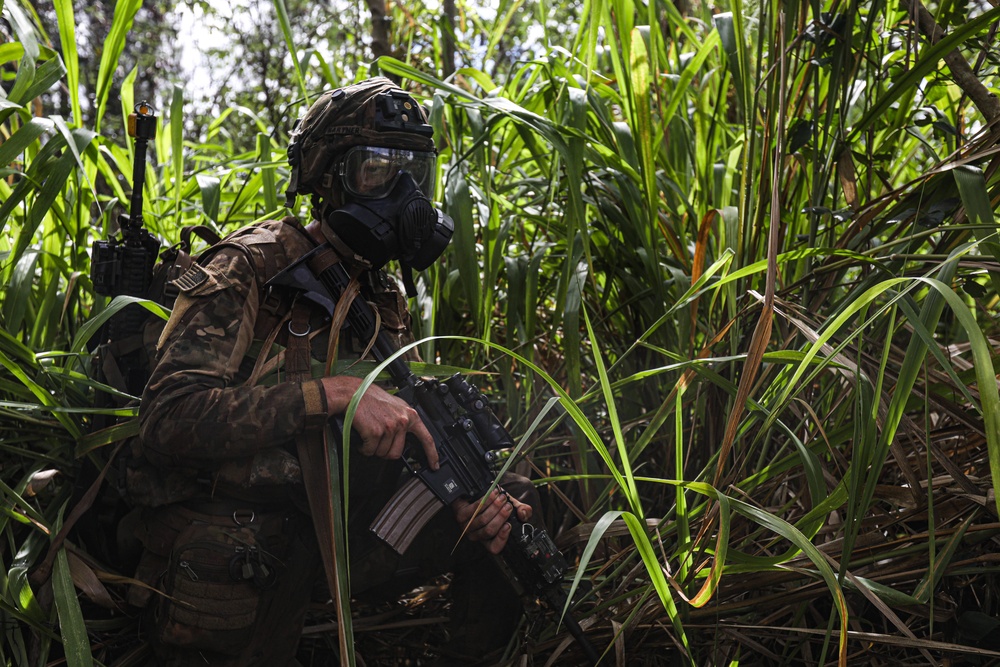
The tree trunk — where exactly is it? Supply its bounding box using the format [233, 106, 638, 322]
[367, 0, 392, 61]
[442, 0, 456, 80]
[907, 0, 1000, 126]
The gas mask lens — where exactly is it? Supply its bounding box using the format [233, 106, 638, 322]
[338, 146, 436, 199]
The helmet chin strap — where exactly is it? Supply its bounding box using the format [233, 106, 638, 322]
[317, 217, 375, 273]
[319, 206, 421, 298]
[398, 260, 418, 298]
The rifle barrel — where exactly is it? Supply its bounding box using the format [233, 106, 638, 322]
[128, 140, 148, 230]
[126, 102, 157, 234]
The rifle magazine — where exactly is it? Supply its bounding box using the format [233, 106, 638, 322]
[370, 476, 444, 554]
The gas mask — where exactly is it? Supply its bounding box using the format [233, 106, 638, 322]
[325, 170, 454, 296]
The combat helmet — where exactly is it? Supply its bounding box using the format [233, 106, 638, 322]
[286, 77, 435, 207]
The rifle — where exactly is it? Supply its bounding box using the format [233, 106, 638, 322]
[55, 102, 161, 577]
[90, 101, 161, 397]
[269, 245, 601, 665]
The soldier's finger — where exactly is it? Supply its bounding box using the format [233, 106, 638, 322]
[458, 499, 492, 535]
[460, 503, 488, 530]
[511, 497, 532, 522]
[452, 499, 472, 524]
[409, 414, 438, 470]
[359, 435, 377, 457]
[385, 427, 404, 459]
[384, 427, 407, 461]
[486, 523, 512, 554]
[460, 488, 506, 529]
[368, 427, 393, 459]
[467, 492, 501, 527]
[489, 501, 514, 534]
[475, 500, 511, 539]
[489, 493, 511, 524]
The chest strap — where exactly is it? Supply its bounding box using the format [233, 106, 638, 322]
[285, 299, 314, 383]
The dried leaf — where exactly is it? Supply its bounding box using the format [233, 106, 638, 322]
[67, 550, 119, 610]
[24, 469, 60, 497]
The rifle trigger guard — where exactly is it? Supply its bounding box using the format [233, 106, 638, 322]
[288, 321, 311, 337]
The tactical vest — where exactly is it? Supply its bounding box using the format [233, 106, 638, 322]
[122, 216, 413, 508]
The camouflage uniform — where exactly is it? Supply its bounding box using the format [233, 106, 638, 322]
[131, 216, 529, 666]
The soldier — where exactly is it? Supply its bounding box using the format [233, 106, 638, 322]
[128, 77, 537, 666]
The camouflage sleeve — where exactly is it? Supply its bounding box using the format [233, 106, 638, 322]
[138, 247, 328, 466]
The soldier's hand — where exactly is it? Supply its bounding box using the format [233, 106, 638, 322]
[320, 376, 438, 469]
[452, 488, 532, 555]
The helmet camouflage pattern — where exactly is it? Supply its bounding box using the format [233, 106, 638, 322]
[286, 77, 435, 206]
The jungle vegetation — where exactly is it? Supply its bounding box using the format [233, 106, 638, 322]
[2, 0, 1000, 664]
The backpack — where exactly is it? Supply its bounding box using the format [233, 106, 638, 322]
[77, 225, 224, 568]
[33, 223, 226, 591]
[92, 224, 223, 407]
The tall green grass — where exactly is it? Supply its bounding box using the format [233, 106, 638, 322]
[380, 1, 1000, 663]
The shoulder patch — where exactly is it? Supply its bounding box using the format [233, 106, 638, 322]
[172, 265, 209, 292]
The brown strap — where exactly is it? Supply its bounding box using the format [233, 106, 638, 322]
[306, 245, 342, 275]
[179, 224, 222, 250]
[250, 322, 330, 388]
[319, 228, 373, 271]
[297, 428, 353, 664]
[246, 310, 291, 388]
[285, 297, 314, 383]
[288, 246, 352, 661]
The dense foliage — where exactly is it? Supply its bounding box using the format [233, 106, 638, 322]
[2, 0, 1000, 665]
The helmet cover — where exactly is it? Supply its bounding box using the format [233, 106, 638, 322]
[287, 77, 435, 204]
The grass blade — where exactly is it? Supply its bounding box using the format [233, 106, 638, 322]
[52, 0, 80, 125]
[94, 0, 142, 132]
[52, 547, 94, 667]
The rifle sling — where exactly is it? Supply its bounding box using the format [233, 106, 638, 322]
[284, 250, 356, 664]
[295, 429, 352, 661]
